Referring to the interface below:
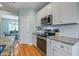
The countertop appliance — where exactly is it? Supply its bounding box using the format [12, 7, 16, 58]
[41, 15, 52, 25]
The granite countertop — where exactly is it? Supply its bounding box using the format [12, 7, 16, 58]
[0, 37, 13, 56]
[48, 36, 79, 45]
[0, 37, 13, 47]
[33, 33, 79, 45]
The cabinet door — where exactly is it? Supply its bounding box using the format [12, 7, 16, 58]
[47, 39, 52, 56]
[52, 2, 76, 25]
[61, 3, 76, 24]
[47, 39, 58, 56]
[56, 48, 72, 56]
[43, 3, 52, 16]
[52, 3, 63, 25]
[32, 34, 37, 47]
[51, 40, 57, 56]
[56, 41, 72, 56]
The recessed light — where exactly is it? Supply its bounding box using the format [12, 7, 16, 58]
[0, 4, 3, 7]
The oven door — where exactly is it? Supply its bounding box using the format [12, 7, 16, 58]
[37, 36, 46, 54]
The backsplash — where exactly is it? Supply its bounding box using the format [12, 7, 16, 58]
[55, 25, 79, 39]
[37, 24, 79, 39]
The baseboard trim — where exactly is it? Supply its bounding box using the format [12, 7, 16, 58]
[19, 41, 33, 45]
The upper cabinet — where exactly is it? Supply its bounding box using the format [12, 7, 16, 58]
[36, 2, 77, 26]
[52, 2, 77, 25]
[36, 3, 52, 26]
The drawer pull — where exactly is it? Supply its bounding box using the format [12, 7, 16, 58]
[60, 45, 64, 48]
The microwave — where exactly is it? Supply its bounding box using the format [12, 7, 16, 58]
[41, 15, 52, 25]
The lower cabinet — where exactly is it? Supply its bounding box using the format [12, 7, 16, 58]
[47, 39, 52, 56]
[33, 34, 37, 47]
[47, 38, 79, 56]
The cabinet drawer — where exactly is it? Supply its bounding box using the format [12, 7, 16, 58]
[47, 52, 51, 56]
[56, 48, 72, 56]
[56, 52, 71, 56]
[51, 47, 57, 56]
[56, 41, 72, 53]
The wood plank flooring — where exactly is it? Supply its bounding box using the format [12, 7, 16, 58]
[14, 44, 45, 56]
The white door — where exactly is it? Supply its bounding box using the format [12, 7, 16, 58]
[20, 15, 31, 44]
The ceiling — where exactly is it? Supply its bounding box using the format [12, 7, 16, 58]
[0, 2, 49, 12]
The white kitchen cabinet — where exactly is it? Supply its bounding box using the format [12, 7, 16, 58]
[47, 38, 79, 56]
[61, 3, 76, 24]
[32, 34, 37, 47]
[56, 41, 72, 56]
[47, 39, 52, 56]
[51, 3, 63, 25]
[47, 39, 56, 56]
[36, 3, 52, 26]
[36, 2, 77, 26]
[52, 2, 76, 25]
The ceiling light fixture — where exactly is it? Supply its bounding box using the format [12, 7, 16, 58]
[0, 4, 3, 7]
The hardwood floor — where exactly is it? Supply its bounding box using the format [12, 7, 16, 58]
[14, 43, 45, 56]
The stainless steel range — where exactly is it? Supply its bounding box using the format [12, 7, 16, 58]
[36, 29, 53, 54]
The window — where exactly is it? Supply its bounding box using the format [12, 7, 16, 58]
[9, 21, 18, 32]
